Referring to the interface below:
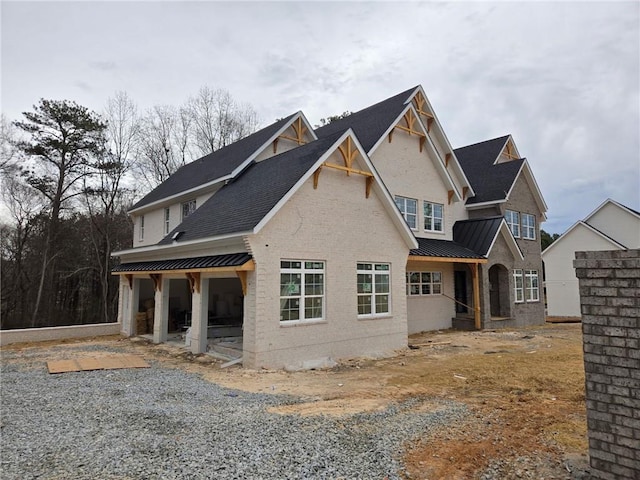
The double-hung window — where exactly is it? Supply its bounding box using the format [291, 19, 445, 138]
[505, 210, 520, 238]
[357, 263, 390, 316]
[182, 200, 196, 220]
[164, 208, 170, 235]
[513, 269, 524, 303]
[525, 270, 539, 302]
[280, 261, 324, 323]
[522, 213, 536, 240]
[139, 215, 145, 241]
[406, 271, 442, 295]
[395, 196, 417, 230]
[424, 202, 444, 232]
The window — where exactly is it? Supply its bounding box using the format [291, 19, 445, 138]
[525, 270, 539, 302]
[182, 200, 196, 220]
[505, 210, 520, 238]
[513, 269, 524, 303]
[357, 263, 390, 316]
[164, 208, 170, 235]
[522, 213, 536, 240]
[424, 202, 444, 232]
[406, 271, 442, 296]
[139, 215, 144, 241]
[280, 260, 324, 322]
[395, 196, 417, 230]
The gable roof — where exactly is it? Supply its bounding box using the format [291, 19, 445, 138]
[454, 136, 525, 205]
[583, 198, 640, 223]
[541, 220, 627, 257]
[314, 87, 416, 152]
[156, 129, 418, 249]
[130, 112, 315, 212]
[157, 132, 343, 244]
[453, 216, 523, 260]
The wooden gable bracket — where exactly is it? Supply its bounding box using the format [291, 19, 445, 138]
[462, 186, 469, 200]
[125, 274, 133, 290]
[274, 117, 309, 154]
[503, 140, 518, 160]
[448, 190, 455, 205]
[389, 109, 427, 152]
[337, 136, 359, 174]
[445, 153, 452, 167]
[313, 167, 322, 189]
[149, 274, 162, 292]
[236, 271, 248, 296]
[365, 176, 374, 199]
[413, 91, 435, 120]
[320, 162, 374, 198]
[185, 272, 200, 294]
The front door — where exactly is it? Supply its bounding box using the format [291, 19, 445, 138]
[454, 270, 468, 314]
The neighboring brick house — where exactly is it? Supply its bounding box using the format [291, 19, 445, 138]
[112, 86, 548, 369]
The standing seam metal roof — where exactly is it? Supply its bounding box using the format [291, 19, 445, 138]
[409, 237, 485, 259]
[452, 217, 504, 256]
[112, 253, 252, 272]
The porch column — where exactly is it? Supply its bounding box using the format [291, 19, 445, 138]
[190, 276, 209, 354]
[472, 263, 481, 330]
[153, 275, 170, 344]
[118, 277, 130, 335]
[124, 277, 139, 337]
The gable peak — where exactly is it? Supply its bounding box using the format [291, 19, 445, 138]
[495, 135, 521, 164]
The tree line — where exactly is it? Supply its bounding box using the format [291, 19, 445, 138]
[0, 88, 259, 329]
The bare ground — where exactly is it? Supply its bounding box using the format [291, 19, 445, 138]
[2, 322, 589, 479]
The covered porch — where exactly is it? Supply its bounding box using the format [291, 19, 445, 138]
[113, 253, 254, 361]
[408, 238, 487, 332]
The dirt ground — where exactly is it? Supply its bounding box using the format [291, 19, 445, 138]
[2, 322, 589, 479]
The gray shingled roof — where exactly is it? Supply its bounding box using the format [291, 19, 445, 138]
[112, 253, 252, 272]
[315, 87, 416, 152]
[157, 132, 344, 245]
[410, 237, 485, 259]
[454, 136, 524, 205]
[453, 217, 504, 256]
[131, 113, 298, 210]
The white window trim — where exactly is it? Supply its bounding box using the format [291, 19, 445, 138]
[506, 210, 520, 238]
[522, 213, 536, 240]
[525, 269, 540, 302]
[423, 201, 444, 233]
[164, 208, 170, 235]
[395, 196, 418, 231]
[182, 200, 196, 221]
[357, 262, 392, 317]
[513, 269, 524, 303]
[139, 215, 144, 241]
[279, 260, 325, 324]
[406, 271, 443, 296]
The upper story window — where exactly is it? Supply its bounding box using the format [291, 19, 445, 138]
[522, 213, 536, 240]
[395, 196, 417, 230]
[182, 200, 196, 220]
[357, 263, 391, 316]
[164, 208, 170, 235]
[505, 210, 520, 238]
[139, 215, 145, 241]
[424, 202, 444, 232]
[280, 260, 325, 323]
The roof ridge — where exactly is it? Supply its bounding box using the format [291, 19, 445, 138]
[454, 135, 510, 152]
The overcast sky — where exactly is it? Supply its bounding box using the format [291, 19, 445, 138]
[2, 1, 639, 234]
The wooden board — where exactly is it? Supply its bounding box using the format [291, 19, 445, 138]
[47, 355, 149, 374]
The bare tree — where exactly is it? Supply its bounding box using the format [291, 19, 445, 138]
[188, 86, 259, 156]
[1, 114, 21, 173]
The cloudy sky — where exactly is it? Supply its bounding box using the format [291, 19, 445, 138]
[2, 1, 639, 234]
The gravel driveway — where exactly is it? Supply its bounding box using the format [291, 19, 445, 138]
[1, 344, 467, 479]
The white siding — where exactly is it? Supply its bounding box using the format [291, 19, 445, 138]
[587, 202, 640, 248]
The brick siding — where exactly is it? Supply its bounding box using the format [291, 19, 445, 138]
[574, 249, 640, 480]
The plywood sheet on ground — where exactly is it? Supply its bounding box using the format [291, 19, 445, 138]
[47, 355, 149, 374]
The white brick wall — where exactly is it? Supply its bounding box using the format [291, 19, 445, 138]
[245, 151, 410, 369]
